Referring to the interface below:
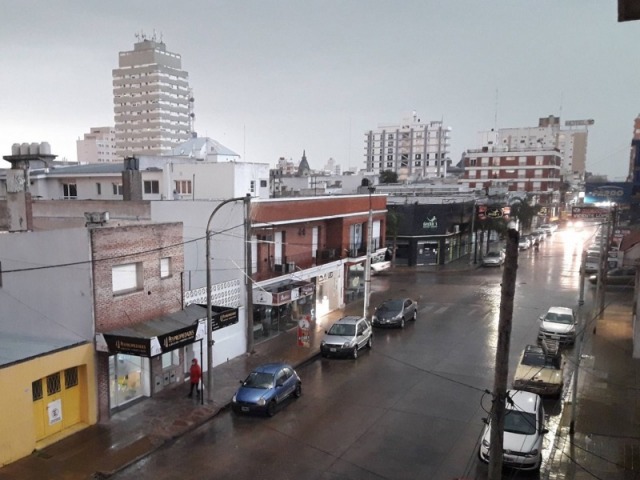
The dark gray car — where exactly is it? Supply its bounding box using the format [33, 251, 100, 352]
[371, 298, 418, 328]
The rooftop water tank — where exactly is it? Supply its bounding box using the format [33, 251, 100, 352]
[29, 142, 40, 154]
[40, 142, 51, 155]
[11, 143, 20, 155]
[20, 143, 29, 155]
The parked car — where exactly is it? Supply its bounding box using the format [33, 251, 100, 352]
[512, 342, 564, 397]
[371, 298, 418, 328]
[540, 223, 558, 235]
[320, 315, 373, 359]
[537, 306, 577, 345]
[588, 267, 636, 286]
[518, 235, 531, 250]
[481, 250, 505, 267]
[232, 363, 302, 416]
[478, 390, 548, 471]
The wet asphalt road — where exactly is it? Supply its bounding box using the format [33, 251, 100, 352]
[113, 228, 599, 480]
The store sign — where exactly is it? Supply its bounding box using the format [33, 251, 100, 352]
[158, 324, 199, 353]
[584, 182, 632, 204]
[571, 206, 609, 219]
[211, 306, 239, 331]
[300, 283, 315, 296]
[422, 216, 438, 230]
[103, 334, 151, 356]
[297, 316, 311, 348]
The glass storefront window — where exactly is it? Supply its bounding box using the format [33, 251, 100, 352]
[109, 354, 148, 409]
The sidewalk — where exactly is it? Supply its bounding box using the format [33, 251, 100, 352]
[543, 295, 640, 479]
[2, 266, 638, 479]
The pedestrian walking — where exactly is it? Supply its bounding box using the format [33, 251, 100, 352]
[188, 358, 201, 398]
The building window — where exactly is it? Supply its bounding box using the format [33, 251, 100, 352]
[518, 156, 527, 165]
[144, 180, 160, 194]
[250, 180, 255, 193]
[534, 169, 543, 178]
[469, 159, 477, 166]
[492, 157, 500, 166]
[175, 180, 192, 195]
[415, 153, 421, 160]
[96, 183, 102, 195]
[63, 183, 77, 199]
[160, 257, 171, 278]
[112, 262, 143, 295]
[112, 183, 123, 195]
[386, 162, 393, 168]
[387, 155, 393, 161]
[260, 180, 267, 187]
[535, 156, 544, 165]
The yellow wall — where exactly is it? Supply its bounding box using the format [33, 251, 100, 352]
[0, 343, 97, 466]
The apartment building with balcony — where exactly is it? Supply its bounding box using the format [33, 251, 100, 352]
[113, 35, 193, 157]
[365, 112, 452, 181]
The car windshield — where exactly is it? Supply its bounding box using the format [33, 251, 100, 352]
[486, 252, 500, 258]
[242, 372, 274, 389]
[328, 323, 356, 336]
[377, 300, 403, 312]
[544, 312, 574, 324]
[504, 410, 537, 435]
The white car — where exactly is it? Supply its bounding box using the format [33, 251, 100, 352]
[538, 306, 577, 345]
[482, 251, 505, 267]
[479, 390, 548, 471]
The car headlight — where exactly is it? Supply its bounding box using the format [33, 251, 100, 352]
[525, 449, 539, 457]
[321, 341, 326, 347]
[256, 397, 266, 406]
[232, 394, 236, 403]
[343, 341, 353, 348]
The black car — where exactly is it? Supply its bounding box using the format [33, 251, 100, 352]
[371, 298, 418, 328]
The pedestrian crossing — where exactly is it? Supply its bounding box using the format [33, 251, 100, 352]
[418, 302, 495, 319]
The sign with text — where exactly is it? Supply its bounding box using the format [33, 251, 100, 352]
[571, 206, 609, 219]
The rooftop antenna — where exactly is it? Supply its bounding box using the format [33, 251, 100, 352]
[134, 32, 141, 42]
[494, 88, 499, 130]
[559, 91, 564, 123]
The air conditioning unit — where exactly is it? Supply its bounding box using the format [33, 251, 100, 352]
[274, 264, 285, 273]
[286, 262, 296, 273]
[84, 211, 110, 226]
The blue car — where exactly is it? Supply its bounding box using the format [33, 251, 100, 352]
[231, 363, 302, 416]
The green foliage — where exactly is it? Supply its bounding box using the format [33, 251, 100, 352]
[379, 170, 398, 184]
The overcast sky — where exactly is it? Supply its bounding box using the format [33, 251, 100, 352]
[0, 1, 637, 179]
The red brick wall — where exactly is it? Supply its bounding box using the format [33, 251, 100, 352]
[253, 195, 387, 223]
[91, 222, 184, 332]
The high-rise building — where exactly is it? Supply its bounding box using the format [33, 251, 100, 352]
[364, 112, 452, 181]
[113, 34, 194, 157]
[76, 127, 117, 164]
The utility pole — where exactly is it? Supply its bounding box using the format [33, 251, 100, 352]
[363, 186, 375, 319]
[468, 200, 476, 265]
[488, 226, 519, 479]
[244, 194, 254, 354]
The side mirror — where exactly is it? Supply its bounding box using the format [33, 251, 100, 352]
[539, 315, 544, 321]
[482, 417, 489, 425]
[542, 428, 549, 435]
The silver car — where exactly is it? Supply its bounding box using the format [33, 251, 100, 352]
[372, 298, 418, 328]
[538, 306, 577, 345]
[320, 316, 373, 359]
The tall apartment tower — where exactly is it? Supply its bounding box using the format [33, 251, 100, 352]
[113, 35, 194, 157]
[76, 127, 117, 164]
[364, 112, 452, 181]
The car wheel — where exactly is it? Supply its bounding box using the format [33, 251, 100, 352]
[352, 346, 358, 359]
[367, 335, 373, 349]
[294, 382, 302, 398]
[321, 351, 327, 358]
[266, 400, 277, 417]
[400, 318, 405, 329]
[412, 311, 417, 321]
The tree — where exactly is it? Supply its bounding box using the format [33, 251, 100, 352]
[379, 170, 398, 184]
[510, 196, 541, 232]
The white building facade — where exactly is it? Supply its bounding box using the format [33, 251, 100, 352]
[113, 36, 193, 157]
[365, 112, 452, 181]
[76, 127, 117, 164]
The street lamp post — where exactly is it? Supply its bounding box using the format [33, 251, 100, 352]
[363, 187, 375, 319]
[205, 195, 249, 403]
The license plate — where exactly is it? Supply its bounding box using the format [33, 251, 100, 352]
[241, 406, 249, 412]
[330, 348, 337, 352]
[551, 335, 560, 339]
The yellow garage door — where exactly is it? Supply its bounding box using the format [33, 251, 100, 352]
[32, 367, 83, 442]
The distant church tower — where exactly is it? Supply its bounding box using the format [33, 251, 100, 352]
[297, 150, 310, 176]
